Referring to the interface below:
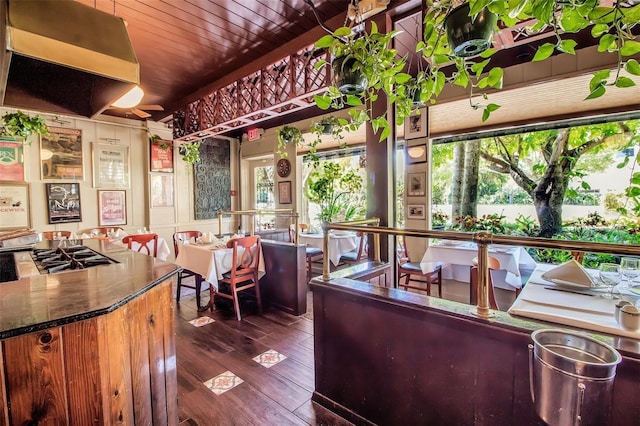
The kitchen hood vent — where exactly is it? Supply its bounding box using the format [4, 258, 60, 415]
[0, 0, 140, 118]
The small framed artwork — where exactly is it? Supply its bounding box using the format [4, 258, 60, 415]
[0, 181, 31, 230]
[278, 181, 292, 204]
[45, 182, 82, 224]
[98, 190, 127, 226]
[405, 110, 427, 140]
[0, 138, 25, 181]
[407, 205, 426, 219]
[150, 140, 174, 173]
[92, 143, 130, 188]
[407, 173, 426, 196]
[40, 127, 84, 180]
[150, 174, 174, 207]
[406, 144, 427, 164]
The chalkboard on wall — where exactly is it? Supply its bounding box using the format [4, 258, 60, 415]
[194, 138, 231, 220]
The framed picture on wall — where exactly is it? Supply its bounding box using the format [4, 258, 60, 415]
[98, 190, 127, 226]
[92, 143, 130, 188]
[278, 181, 292, 204]
[407, 173, 426, 196]
[45, 182, 82, 224]
[150, 140, 174, 173]
[407, 204, 426, 219]
[40, 127, 84, 180]
[0, 139, 25, 181]
[405, 110, 427, 139]
[0, 181, 31, 230]
[150, 174, 174, 207]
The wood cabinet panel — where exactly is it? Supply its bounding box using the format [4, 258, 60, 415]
[3, 328, 69, 425]
[0, 344, 8, 426]
[128, 292, 153, 425]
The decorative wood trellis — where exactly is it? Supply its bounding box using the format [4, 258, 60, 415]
[173, 45, 329, 142]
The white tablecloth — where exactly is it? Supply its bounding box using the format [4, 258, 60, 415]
[420, 242, 537, 290]
[298, 232, 359, 266]
[509, 264, 640, 339]
[174, 242, 265, 291]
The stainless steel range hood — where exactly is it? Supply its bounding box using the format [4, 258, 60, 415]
[0, 0, 140, 118]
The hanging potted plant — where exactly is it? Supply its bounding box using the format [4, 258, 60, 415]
[178, 141, 201, 165]
[444, 2, 497, 58]
[0, 110, 49, 143]
[314, 21, 414, 141]
[276, 125, 304, 158]
[417, 0, 640, 122]
[149, 133, 170, 151]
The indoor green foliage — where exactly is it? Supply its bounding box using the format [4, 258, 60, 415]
[313, 22, 413, 142]
[178, 141, 201, 165]
[304, 161, 364, 223]
[276, 125, 304, 158]
[0, 110, 49, 142]
[416, 0, 640, 121]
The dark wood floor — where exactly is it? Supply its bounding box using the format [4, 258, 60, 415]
[174, 290, 352, 426]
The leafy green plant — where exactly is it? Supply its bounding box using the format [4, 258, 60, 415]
[148, 133, 170, 150]
[0, 110, 49, 142]
[313, 22, 413, 141]
[304, 162, 364, 223]
[276, 125, 304, 158]
[432, 210, 450, 227]
[417, 0, 640, 122]
[178, 141, 201, 165]
[452, 213, 506, 234]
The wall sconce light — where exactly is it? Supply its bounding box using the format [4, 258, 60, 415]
[112, 85, 144, 108]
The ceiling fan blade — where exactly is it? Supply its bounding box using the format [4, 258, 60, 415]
[132, 108, 152, 118]
[137, 104, 164, 111]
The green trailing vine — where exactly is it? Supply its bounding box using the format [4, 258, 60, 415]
[0, 110, 49, 142]
[178, 141, 201, 165]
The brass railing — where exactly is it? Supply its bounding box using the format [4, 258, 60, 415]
[320, 221, 640, 319]
[218, 209, 297, 236]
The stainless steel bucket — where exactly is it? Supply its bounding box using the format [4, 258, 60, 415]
[529, 329, 622, 426]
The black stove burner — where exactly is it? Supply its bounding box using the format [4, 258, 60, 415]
[32, 245, 117, 274]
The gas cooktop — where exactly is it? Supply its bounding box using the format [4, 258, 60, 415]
[32, 244, 119, 274]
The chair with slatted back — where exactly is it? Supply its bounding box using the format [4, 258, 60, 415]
[397, 237, 443, 297]
[290, 224, 323, 282]
[173, 231, 204, 309]
[340, 231, 368, 265]
[42, 230, 73, 240]
[122, 233, 159, 257]
[469, 256, 500, 310]
[210, 235, 263, 321]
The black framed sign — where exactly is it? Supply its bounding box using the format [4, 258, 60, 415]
[46, 182, 82, 223]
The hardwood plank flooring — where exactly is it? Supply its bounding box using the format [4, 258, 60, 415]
[174, 292, 353, 426]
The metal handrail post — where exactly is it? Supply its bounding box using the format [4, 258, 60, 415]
[470, 233, 494, 318]
[322, 221, 331, 280]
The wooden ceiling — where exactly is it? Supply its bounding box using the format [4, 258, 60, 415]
[74, 0, 418, 122]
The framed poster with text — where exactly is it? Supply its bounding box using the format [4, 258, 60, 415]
[92, 143, 130, 188]
[0, 138, 24, 181]
[40, 127, 84, 180]
[151, 174, 174, 207]
[150, 140, 174, 172]
[98, 190, 127, 226]
[0, 181, 31, 230]
[45, 182, 82, 224]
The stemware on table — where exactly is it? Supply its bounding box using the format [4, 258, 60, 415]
[598, 263, 621, 299]
[620, 257, 640, 290]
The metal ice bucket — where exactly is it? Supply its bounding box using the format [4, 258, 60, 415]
[529, 329, 621, 426]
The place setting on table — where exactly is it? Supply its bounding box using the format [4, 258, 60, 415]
[508, 258, 640, 339]
[297, 230, 360, 267]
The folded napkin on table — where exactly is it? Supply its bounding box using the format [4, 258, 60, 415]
[230, 233, 243, 240]
[200, 231, 218, 244]
[541, 259, 596, 287]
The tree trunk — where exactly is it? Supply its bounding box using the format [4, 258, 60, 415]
[532, 165, 569, 237]
[451, 143, 465, 218]
[461, 141, 480, 217]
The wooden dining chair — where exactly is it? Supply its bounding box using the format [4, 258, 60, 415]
[173, 231, 204, 309]
[122, 234, 159, 258]
[397, 237, 444, 297]
[469, 256, 500, 310]
[42, 230, 73, 240]
[340, 231, 368, 265]
[210, 235, 263, 321]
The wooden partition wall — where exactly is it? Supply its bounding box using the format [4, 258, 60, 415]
[310, 278, 640, 426]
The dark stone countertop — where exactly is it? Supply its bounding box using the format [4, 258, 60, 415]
[0, 239, 180, 339]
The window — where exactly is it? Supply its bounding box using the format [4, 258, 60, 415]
[254, 166, 274, 210]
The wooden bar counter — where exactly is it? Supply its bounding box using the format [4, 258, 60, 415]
[0, 239, 180, 425]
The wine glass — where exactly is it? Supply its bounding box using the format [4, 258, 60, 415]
[599, 263, 621, 299]
[620, 257, 640, 290]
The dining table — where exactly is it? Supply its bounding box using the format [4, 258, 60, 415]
[509, 263, 640, 339]
[420, 241, 537, 291]
[297, 231, 360, 266]
[90, 231, 171, 261]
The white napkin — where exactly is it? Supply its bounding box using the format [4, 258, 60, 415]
[81, 233, 91, 239]
[200, 231, 218, 244]
[541, 259, 596, 287]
